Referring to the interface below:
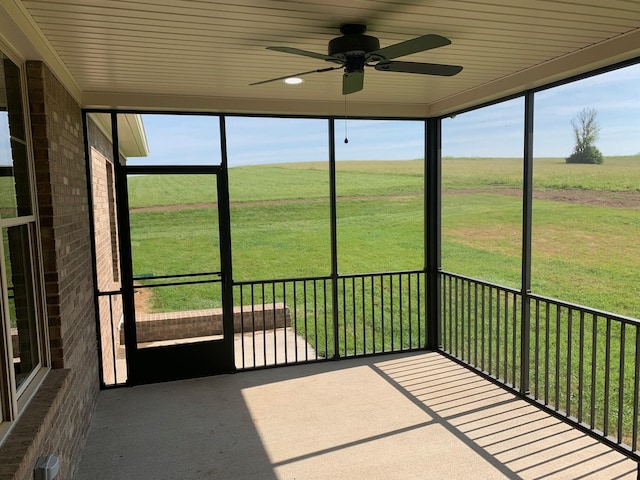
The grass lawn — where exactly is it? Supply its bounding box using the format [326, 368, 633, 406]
[127, 155, 640, 318]
[442, 155, 640, 191]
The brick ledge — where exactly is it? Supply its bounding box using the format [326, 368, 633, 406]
[0, 369, 71, 480]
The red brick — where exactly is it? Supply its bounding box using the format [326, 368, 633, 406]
[0, 62, 100, 480]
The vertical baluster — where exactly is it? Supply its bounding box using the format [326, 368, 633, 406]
[390, 274, 395, 351]
[449, 275, 454, 354]
[399, 274, 404, 350]
[352, 276, 357, 355]
[618, 322, 626, 444]
[467, 280, 471, 363]
[534, 299, 540, 398]
[442, 275, 451, 352]
[251, 284, 256, 368]
[447, 275, 452, 353]
[362, 276, 366, 354]
[408, 274, 413, 349]
[488, 287, 493, 375]
[590, 314, 597, 428]
[463, 279, 468, 359]
[323, 279, 328, 358]
[262, 283, 267, 366]
[283, 282, 289, 364]
[474, 282, 478, 367]
[496, 287, 501, 380]
[239, 285, 245, 369]
[504, 290, 509, 383]
[566, 309, 572, 417]
[481, 284, 486, 371]
[511, 292, 517, 387]
[313, 279, 318, 360]
[293, 281, 298, 362]
[544, 301, 550, 405]
[441, 275, 445, 351]
[381, 275, 385, 353]
[272, 281, 277, 365]
[303, 280, 308, 361]
[460, 278, 466, 359]
[554, 304, 561, 411]
[342, 278, 347, 355]
[578, 311, 585, 423]
[454, 277, 459, 357]
[371, 275, 376, 353]
[632, 324, 640, 452]
[603, 318, 611, 436]
[447, 276, 452, 354]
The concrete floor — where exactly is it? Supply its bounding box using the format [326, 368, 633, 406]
[74, 351, 638, 480]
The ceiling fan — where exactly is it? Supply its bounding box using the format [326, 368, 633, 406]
[250, 24, 463, 95]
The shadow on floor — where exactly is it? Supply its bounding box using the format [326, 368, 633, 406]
[74, 351, 638, 479]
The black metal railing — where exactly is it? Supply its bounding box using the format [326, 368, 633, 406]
[234, 276, 332, 369]
[529, 295, 640, 454]
[441, 271, 522, 389]
[234, 270, 427, 370]
[440, 270, 640, 460]
[98, 270, 428, 382]
[336, 270, 426, 358]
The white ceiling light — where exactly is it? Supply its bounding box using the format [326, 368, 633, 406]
[284, 77, 304, 85]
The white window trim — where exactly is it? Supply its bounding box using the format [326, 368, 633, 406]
[0, 41, 50, 443]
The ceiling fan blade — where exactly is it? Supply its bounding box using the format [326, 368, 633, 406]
[267, 46, 342, 63]
[342, 71, 364, 95]
[250, 66, 342, 86]
[367, 34, 451, 61]
[374, 61, 463, 76]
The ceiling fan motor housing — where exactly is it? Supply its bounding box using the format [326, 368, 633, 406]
[328, 24, 381, 58]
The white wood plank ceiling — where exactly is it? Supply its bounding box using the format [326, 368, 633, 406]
[6, 0, 640, 116]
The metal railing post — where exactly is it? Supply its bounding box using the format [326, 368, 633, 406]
[425, 118, 441, 350]
[520, 91, 535, 394]
[329, 118, 340, 359]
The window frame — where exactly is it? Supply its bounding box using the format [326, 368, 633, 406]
[0, 42, 50, 440]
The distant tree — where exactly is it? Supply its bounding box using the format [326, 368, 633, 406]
[566, 108, 603, 164]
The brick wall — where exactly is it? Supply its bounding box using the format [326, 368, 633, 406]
[134, 303, 291, 344]
[0, 61, 100, 480]
[87, 119, 123, 385]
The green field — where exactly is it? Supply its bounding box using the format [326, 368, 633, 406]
[127, 155, 640, 318]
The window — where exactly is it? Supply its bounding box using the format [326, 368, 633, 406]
[0, 49, 47, 430]
[105, 160, 119, 282]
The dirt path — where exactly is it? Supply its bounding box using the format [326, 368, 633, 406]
[130, 193, 421, 212]
[130, 188, 640, 212]
[444, 188, 640, 209]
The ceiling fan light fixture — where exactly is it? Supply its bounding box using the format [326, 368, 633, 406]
[284, 77, 304, 85]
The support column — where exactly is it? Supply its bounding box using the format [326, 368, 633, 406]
[520, 91, 535, 394]
[329, 119, 340, 359]
[425, 118, 442, 350]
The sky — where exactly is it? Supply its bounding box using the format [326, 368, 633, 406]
[1, 62, 639, 168]
[443, 62, 640, 158]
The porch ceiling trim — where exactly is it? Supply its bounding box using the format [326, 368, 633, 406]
[428, 29, 640, 116]
[0, 0, 82, 102]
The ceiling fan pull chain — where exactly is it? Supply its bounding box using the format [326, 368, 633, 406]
[344, 95, 349, 144]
